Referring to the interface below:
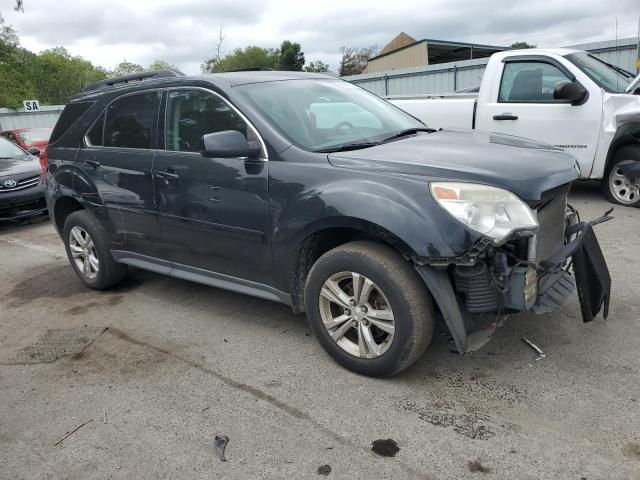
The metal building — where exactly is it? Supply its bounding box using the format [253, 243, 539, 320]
[347, 37, 640, 97]
[363, 32, 508, 74]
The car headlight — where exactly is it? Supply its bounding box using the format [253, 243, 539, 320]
[430, 182, 538, 243]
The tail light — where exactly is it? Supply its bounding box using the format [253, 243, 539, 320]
[39, 148, 49, 176]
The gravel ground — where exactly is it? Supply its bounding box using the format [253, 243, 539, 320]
[1, 182, 639, 480]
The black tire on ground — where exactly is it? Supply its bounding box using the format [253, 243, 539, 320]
[601, 145, 640, 207]
[304, 241, 435, 377]
[63, 210, 127, 290]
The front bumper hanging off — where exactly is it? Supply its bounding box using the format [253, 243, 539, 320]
[416, 209, 613, 354]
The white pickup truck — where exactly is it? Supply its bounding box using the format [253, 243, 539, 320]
[388, 48, 640, 206]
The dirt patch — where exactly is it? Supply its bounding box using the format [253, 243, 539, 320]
[622, 442, 640, 460]
[41, 328, 172, 384]
[64, 296, 123, 316]
[7, 262, 143, 307]
[2, 327, 106, 364]
[467, 459, 491, 473]
[371, 439, 400, 457]
[399, 400, 496, 440]
[436, 370, 528, 407]
[7, 264, 87, 306]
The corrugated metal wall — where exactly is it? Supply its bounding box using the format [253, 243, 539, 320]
[346, 37, 639, 96]
[0, 106, 64, 131]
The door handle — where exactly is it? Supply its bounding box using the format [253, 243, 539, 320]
[85, 159, 100, 169]
[156, 170, 179, 180]
[493, 114, 518, 120]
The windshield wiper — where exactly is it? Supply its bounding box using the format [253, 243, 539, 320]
[315, 142, 381, 153]
[380, 127, 436, 144]
[600, 60, 634, 78]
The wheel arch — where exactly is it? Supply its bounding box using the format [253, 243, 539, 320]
[603, 122, 640, 174]
[52, 195, 85, 235]
[287, 216, 420, 314]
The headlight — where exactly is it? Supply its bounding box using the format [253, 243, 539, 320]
[430, 182, 538, 243]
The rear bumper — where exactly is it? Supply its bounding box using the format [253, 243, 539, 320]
[0, 185, 47, 221]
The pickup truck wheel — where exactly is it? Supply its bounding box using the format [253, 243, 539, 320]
[304, 241, 434, 377]
[63, 210, 127, 290]
[602, 147, 640, 207]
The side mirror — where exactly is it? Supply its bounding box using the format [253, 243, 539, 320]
[27, 147, 40, 156]
[201, 130, 261, 159]
[553, 81, 588, 105]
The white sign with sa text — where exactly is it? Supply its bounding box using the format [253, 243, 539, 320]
[23, 100, 41, 112]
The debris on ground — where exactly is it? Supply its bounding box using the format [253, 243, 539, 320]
[521, 337, 545, 361]
[214, 435, 229, 461]
[54, 419, 93, 446]
[467, 458, 491, 473]
[317, 464, 332, 475]
[371, 438, 399, 457]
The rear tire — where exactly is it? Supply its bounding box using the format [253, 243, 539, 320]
[63, 210, 127, 289]
[602, 146, 640, 207]
[304, 241, 434, 377]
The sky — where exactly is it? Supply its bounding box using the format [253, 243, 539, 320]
[1, 0, 639, 74]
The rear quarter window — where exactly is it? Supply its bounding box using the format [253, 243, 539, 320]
[49, 102, 94, 144]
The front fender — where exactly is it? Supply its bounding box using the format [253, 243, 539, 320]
[269, 160, 480, 292]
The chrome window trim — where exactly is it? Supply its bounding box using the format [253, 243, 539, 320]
[163, 86, 268, 161]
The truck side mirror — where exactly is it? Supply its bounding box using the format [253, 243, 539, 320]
[553, 81, 588, 105]
[201, 130, 261, 159]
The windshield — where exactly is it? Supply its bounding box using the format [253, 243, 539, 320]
[0, 136, 27, 158]
[17, 128, 52, 144]
[239, 79, 424, 151]
[565, 52, 631, 93]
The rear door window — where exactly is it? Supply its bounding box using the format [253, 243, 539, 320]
[102, 91, 160, 149]
[86, 112, 105, 146]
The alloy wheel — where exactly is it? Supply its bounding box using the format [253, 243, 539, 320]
[69, 226, 99, 280]
[609, 166, 639, 205]
[318, 271, 395, 359]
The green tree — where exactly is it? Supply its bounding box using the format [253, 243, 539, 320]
[0, 16, 106, 107]
[510, 41, 537, 49]
[0, 14, 36, 107]
[148, 59, 177, 71]
[33, 47, 107, 104]
[339, 45, 377, 76]
[110, 60, 145, 77]
[202, 46, 280, 73]
[279, 40, 304, 71]
[304, 61, 329, 73]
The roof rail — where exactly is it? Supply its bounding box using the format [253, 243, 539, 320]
[226, 67, 275, 72]
[83, 69, 185, 92]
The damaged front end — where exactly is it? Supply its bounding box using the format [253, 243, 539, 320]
[416, 188, 613, 354]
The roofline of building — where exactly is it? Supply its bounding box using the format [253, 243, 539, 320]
[367, 38, 510, 62]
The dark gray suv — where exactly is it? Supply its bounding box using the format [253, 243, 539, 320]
[44, 70, 611, 376]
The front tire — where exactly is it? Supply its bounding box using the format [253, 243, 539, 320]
[602, 146, 640, 207]
[304, 241, 434, 377]
[63, 210, 127, 289]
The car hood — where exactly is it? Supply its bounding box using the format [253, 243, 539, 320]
[0, 155, 41, 178]
[327, 129, 579, 201]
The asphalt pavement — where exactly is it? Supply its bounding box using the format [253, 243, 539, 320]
[1, 182, 639, 479]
